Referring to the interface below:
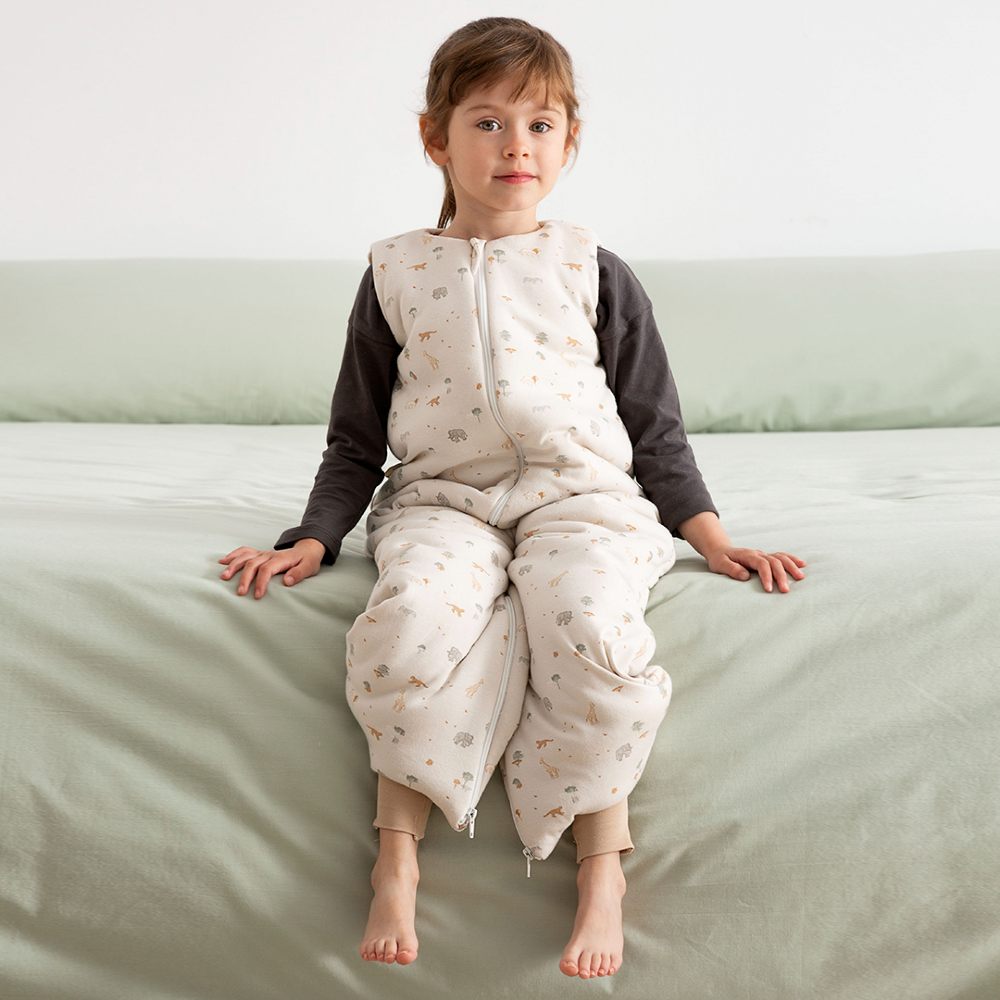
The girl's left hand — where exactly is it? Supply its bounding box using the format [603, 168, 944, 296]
[705, 547, 807, 593]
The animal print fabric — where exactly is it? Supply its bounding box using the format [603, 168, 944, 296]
[346, 220, 678, 866]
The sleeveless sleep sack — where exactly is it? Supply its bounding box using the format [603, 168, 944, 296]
[345, 219, 677, 874]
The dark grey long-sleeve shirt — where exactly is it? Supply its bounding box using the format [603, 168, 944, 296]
[274, 246, 719, 565]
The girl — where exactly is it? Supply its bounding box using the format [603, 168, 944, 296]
[219, 16, 806, 981]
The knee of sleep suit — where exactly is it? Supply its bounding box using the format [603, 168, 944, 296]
[502, 490, 674, 864]
[346, 503, 530, 837]
[353, 219, 677, 866]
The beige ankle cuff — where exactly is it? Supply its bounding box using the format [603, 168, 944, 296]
[572, 797, 635, 863]
[373, 771, 433, 841]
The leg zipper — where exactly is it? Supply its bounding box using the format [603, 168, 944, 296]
[457, 595, 517, 840]
[522, 846, 542, 878]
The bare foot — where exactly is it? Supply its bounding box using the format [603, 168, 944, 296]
[359, 832, 421, 965]
[559, 851, 627, 978]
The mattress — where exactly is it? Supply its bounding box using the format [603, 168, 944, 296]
[2, 420, 999, 999]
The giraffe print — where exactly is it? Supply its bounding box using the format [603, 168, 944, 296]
[347, 220, 678, 863]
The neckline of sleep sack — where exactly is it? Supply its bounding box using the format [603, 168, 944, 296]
[422, 219, 553, 246]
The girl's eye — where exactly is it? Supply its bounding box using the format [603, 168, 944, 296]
[477, 119, 553, 134]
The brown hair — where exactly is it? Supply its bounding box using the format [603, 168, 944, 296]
[416, 17, 584, 230]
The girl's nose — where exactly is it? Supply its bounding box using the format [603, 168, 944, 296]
[502, 130, 533, 156]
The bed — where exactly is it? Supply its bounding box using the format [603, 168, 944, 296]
[2, 247, 998, 999]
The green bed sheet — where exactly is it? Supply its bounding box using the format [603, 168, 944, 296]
[2, 420, 999, 999]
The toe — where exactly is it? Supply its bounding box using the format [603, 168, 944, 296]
[560, 955, 579, 977]
[578, 950, 593, 978]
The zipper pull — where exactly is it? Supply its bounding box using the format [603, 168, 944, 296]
[523, 846, 533, 878]
[466, 806, 477, 839]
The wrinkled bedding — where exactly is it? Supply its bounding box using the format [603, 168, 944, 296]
[2, 420, 998, 999]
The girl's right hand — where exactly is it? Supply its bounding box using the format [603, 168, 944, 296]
[218, 538, 326, 599]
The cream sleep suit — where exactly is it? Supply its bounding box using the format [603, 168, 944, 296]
[343, 220, 680, 874]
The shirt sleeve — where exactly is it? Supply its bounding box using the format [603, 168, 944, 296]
[595, 245, 720, 539]
[273, 264, 399, 565]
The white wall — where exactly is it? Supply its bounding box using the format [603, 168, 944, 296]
[1, 0, 997, 261]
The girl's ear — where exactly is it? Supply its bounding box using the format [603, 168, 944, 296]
[421, 115, 449, 166]
[563, 123, 580, 165]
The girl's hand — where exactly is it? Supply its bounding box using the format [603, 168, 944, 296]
[218, 538, 325, 599]
[705, 546, 807, 593]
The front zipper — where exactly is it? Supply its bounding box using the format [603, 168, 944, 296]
[469, 238, 526, 526]
[465, 239, 537, 875]
[457, 593, 517, 839]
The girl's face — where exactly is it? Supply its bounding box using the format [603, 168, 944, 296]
[424, 79, 577, 236]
